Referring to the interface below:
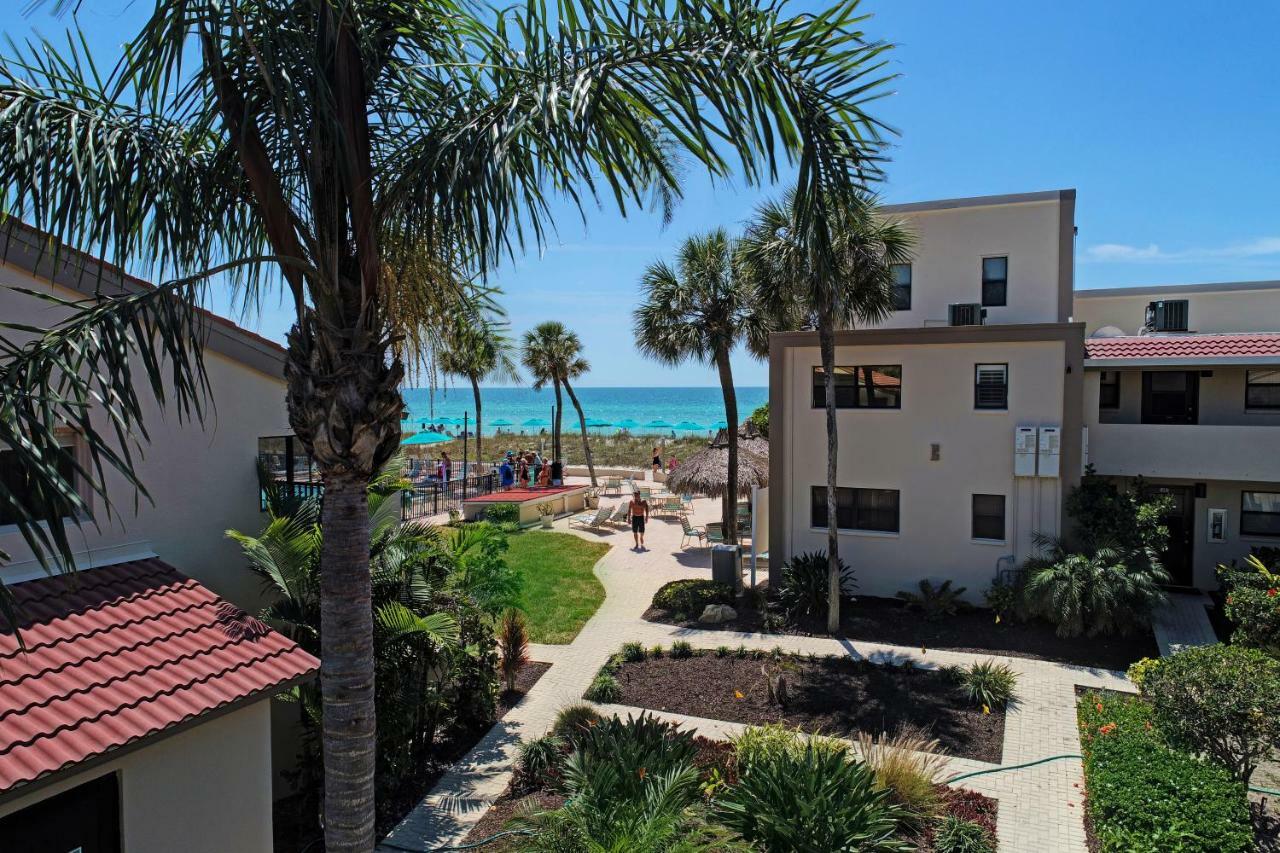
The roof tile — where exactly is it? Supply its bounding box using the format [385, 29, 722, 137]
[1085, 332, 1280, 361]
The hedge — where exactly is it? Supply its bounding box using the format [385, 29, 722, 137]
[651, 579, 734, 616]
[1077, 691, 1253, 853]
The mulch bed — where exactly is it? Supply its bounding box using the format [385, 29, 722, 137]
[646, 594, 1158, 671]
[607, 651, 1005, 762]
[911, 787, 1000, 851]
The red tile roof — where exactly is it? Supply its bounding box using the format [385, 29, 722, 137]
[0, 559, 318, 794]
[1085, 333, 1280, 361]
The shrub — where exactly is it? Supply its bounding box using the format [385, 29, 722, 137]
[567, 713, 699, 802]
[648, 644, 664, 659]
[855, 727, 947, 821]
[956, 660, 1017, 710]
[1065, 470, 1173, 558]
[1218, 554, 1280, 654]
[896, 579, 967, 622]
[551, 703, 602, 741]
[1125, 656, 1161, 689]
[484, 502, 521, 525]
[496, 608, 529, 692]
[717, 737, 904, 852]
[1077, 691, 1253, 852]
[932, 817, 995, 853]
[585, 673, 622, 703]
[748, 402, 769, 438]
[741, 583, 767, 612]
[670, 640, 693, 659]
[1020, 537, 1167, 637]
[1139, 643, 1280, 783]
[517, 734, 566, 788]
[620, 641, 646, 662]
[534, 501, 556, 517]
[651, 578, 734, 615]
[982, 578, 1019, 620]
[715, 645, 730, 658]
[776, 550, 855, 620]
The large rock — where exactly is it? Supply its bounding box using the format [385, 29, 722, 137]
[699, 604, 737, 624]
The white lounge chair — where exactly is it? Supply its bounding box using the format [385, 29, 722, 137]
[568, 505, 612, 530]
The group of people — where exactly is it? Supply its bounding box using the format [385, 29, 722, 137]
[650, 445, 680, 476]
[497, 450, 562, 489]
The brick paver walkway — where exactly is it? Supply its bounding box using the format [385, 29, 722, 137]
[1151, 590, 1217, 655]
[382, 478, 1197, 852]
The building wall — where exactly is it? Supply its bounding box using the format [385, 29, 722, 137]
[874, 192, 1073, 329]
[0, 258, 290, 611]
[1094, 366, 1280, 427]
[1074, 282, 1280, 335]
[0, 701, 275, 853]
[770, 325, 1083, 601]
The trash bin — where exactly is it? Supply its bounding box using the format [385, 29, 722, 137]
[711, 544, 742, 592]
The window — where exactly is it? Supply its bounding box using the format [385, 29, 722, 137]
[891, 263, 912, 311]
[1099, 371, 1121, 410]
[974, 363, 1008, 410]
[972, 494, 1006, 541]
[1246, 369, 1280, 410]
[1241, 491, 1280, 538]
[981, 256, 1008, 307]
[0, 444, 78, 528]
[812, 366, 903, 409]
[811, 486, 900, 533]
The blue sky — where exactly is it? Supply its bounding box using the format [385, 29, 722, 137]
[12, 1, 1280, 387]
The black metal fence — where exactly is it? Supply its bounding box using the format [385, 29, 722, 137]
[401, 472, 498, 519]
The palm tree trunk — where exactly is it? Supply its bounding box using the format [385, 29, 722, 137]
[715, 348, 739, 544]
[562, 378, 597, 486]
[552, 378, 564, 465]
[470, 374, 483, 465]
[819, 318, 841, 634]
[318, 472, 376, 852]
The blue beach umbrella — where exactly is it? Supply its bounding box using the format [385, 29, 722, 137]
[402, 431, 452, 446]
[709, 420, 729, 430]
[643, 419, 672, 431]
[490, 418, 513, 427]
[674, 420, 704, 432]
[522, 417, 551, 428]
[434, 416, 461, 426]
[615, 418, 639, 430]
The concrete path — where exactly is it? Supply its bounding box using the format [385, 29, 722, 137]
[381, 480, 1146, 852]
[1151, 590, 1217, 655]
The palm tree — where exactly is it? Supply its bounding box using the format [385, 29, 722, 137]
[523, 322, 598, 485]
[635, 229, 771, 542]
[739, 191, 915, 633]
[2, 3, 897, 847]
[440, 313, 520, 464]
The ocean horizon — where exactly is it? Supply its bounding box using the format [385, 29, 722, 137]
[400, 385, 767, 436]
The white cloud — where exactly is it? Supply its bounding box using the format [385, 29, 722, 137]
[1083, 236, 1280, 264]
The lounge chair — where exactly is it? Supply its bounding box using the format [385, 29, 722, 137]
[605, 504, 630, 526]
[657, 496, 684, 517]
[680, 516, 707, 548]
[706, 522, 726, 545]
[568, 506, 612, 530]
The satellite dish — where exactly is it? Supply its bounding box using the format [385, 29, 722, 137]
[1090, 325, 1128, 338]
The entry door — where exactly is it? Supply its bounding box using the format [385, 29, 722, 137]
[0, 773, 121, 853]
[1141, 371, 1199, 424]
[1152, 485, 1195, 587]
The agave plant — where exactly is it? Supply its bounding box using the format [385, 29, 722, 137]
[777, 551, 855, 621]
[896, 579, 968, 622]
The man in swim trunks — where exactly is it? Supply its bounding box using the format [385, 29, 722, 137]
[628, 491, 650, 550]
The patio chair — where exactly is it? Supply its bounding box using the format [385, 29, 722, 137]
[679, 516, 707, 548]
[659, 496, 684, 517]
[568, 505, 613, 530]
[706, 522, 726, 545]
[603, 477, 622, 496]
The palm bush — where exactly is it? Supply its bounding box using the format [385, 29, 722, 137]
[497, 608, 530, 692]
[585, 673, 623, 703]
[855, 728, 947, 821]
[896, 579, 967, 622]
[717, 737, 906, 852]
[1020, 534, 1167, 638]
[955, 661, 1018, 710]
[516, 734, 567, 792]
[552, 704, 604, 742]
[777, 551, 855, 621]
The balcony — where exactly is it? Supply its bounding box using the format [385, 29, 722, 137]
[1087, 423, 1280, 482]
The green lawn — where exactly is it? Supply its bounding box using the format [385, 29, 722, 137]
[509, 530, 609, 644]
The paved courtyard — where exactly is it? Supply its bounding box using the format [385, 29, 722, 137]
[381, 477, 1216, 852]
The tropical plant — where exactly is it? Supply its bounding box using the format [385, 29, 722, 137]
[483, 502, 522, 528]
[552, 704, 604, 742]
[896, 579, 968, 622]
[438, 522, 522, 613]
[740, 191, 915, 632]
[1065, 470, 1173, 562]
[954, 661, 1018, 711]
[1020, 534, 1168, 638]
[776, 551, 854, 622]
[748, 403, 769, 438]
[717, 737, 906, 852]
[1217, 553, 1280, 654]
[635, 229, 774, 541]
[982, 578, 1020, 621]
[523, 321, 597, 485]
[855, 728, 947, 821]
[671, 640, 694, 659]
[1, 0, 898, 843]
[585, 673, 622, 703]
[497, 608, 530, 692]
[621, 641, 647, 662]
[516, 734, 567, 792]
[440, 310, 521, 463]
[931, 817, 996, 853]
[1138, 643, 1280, 784]
[652, 579, 735, 615]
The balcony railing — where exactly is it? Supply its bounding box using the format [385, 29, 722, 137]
[1087, 423, 1280, 482]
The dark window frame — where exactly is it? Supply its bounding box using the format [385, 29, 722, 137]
[1245, 369, 1280, 411]
[1241, 490, 1280, 538]
[974, 363, 1009, 410]
[0, 441, 81, 528]
[812, 365, 903, 410]
[811, 485, 900, 533]
[1099, 370, 1121, 410]
[890, 263, 912, 311]
[971, 493, 1007, 541]
[981, 256, 1008, 307]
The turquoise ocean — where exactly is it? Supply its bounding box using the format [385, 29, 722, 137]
[400, 386, 767, 436]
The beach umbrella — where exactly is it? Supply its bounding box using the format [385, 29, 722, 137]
[643, 419, 672, 430]
[490, 418, 513, 427]
[434, 416, 460, 425]
[674, 420, 704, 432]
[667, 431, 768, 497]
[401, 431, 452, 446]
[615, 418, 639, 430]
[709, 420, 728, 430]
[522, 417, 551, 427]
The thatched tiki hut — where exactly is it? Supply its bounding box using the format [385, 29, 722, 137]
[667, 428, 768, 543]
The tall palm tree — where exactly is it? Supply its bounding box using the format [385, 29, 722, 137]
[2, 2, 896, 847]
[523, 322, 598, 485]
[521, 325, 565, 462]
[560, 334, 598, 488]
[440, 313, 520, 464]
[739, 191, 914, 632]
[635, 229, 771, 542]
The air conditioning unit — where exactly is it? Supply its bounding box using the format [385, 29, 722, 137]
[948, 303, 987, 326]
[1145, 299, 1189, 332]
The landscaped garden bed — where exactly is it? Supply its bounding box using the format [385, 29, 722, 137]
[646, 586, 1157, 671]
[589, 645, 1008, 762]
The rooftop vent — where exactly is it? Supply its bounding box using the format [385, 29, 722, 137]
[948, 303, 987, 326]
[1144, 299, 1189, 333]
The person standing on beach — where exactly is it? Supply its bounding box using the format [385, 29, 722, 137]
[651, 445, 663, 476]
[628, 490, 650, 550]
